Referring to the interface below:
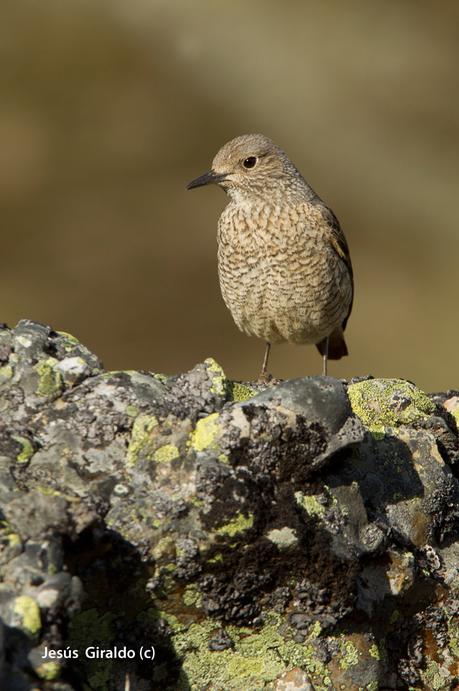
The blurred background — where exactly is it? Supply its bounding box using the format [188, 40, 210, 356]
[1, 0, 458, 391]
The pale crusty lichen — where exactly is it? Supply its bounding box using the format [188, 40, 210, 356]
[267, 527, 298, 549]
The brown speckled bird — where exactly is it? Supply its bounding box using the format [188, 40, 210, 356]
[187, 133, 353, 380]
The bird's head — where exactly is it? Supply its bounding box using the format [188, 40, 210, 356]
[187, 133, 303, 202]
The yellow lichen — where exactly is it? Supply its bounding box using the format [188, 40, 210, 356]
[12, 435, 34, 463]
[153, 444, 180, 462]
[13, 595, 41, 635]
[126, 414, 158, 466]
[190, 412, 221, 453]
[36, 661, 61, 680]
[205, 357, 227, 396]
[348, 378, 435, 432]
[228, 382, 257, 402]
[295, 492, 325, 517]
[34, 358, 63, 398]
[216, 512, 254, 538]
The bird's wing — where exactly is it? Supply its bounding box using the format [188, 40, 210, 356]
[321, 205, 354, 330]
[298, 202, 354, 330]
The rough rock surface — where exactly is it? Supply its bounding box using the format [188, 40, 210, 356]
[0, 320, 458, 690]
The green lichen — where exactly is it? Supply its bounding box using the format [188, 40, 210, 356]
[422, 660, 450, 690]
[172, 613, 331, 691]
[36, 661, 61, 680]
[0, 364, 13, 382]
[36, 485, 63, 497]
[12, 435, 34, 463]
[152, 372, 168, 383]
[7, 533, 21, 547]
[338, 639, 360, 670]
[216, 512, 254, 538]
[205, 357, 227, 397]
[151, 536, 176, 560]
[348, 378, 435, 432]
[34, 357, 63, 399]
[13, 595, 41, 635]
[295, 491, 326, 517]
[190, 412, 221, 453]
[0, 519, 21, 544]
[309, 620, 322, 638]
[227, 381, 258, 402]
[153, 444, 180, 463]
[126, 414, 159, 466]
[125, 404, 139, 417]
[448, 617, 459, 658]
[56, 330, 80, 346]
[183, 584, 202, 608]
[369, 643, 380, 659]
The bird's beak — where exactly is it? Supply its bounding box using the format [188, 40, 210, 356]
[186, 170, 227, 190]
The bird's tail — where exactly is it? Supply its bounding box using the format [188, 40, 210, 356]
[316, 329, 348, 360]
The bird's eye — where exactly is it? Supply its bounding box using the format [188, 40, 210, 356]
[243, 156, 257, 169]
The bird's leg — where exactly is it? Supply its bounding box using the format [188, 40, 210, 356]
[258, 342, 271, 383]
[322, 336, 329, 376]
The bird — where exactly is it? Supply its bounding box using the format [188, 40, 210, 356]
[186, 133, 353, 381]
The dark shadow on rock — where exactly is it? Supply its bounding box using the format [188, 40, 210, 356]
[61, 525, 190, 691]
[326, 433, 425, 514]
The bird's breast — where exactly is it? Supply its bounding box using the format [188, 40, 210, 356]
[216, 202, 352, 344]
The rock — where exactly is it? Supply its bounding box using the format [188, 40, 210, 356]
[0, 320, 457, 689]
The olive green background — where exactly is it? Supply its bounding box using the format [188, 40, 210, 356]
[1, 0, 458, 390]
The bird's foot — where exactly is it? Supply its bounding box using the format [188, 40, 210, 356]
[257, 371, 273, 385]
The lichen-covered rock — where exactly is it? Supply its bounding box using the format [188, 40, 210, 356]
[0, 321, 458, 689]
